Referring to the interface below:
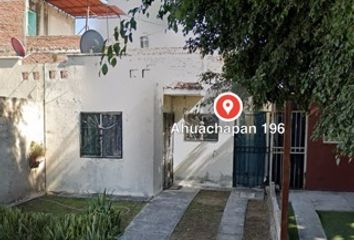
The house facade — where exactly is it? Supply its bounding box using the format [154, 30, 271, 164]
[0, 49, 227, 202]
[0, 0, 353, 204]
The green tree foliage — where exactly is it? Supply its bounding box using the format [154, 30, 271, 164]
[102, 0, 353, 158]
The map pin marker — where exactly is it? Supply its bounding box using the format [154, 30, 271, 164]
[223, 99, 234, 114]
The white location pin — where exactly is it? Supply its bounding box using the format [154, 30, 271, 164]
[223, 99, 234, 114]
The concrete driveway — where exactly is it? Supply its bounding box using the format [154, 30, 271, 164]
[290, 190, 354, 240]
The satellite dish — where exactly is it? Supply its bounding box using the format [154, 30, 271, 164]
[11, 37, 26, 57]
[80, 30, 104, 54]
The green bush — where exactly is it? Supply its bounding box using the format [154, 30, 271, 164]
[0, 193, 121, 240]
[28, 141, 45, 168]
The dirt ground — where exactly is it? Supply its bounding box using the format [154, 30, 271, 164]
[170, 190, 230, 240]
[243, 200, 271, 240]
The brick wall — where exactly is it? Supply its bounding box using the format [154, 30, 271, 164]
[0, 0, 25, 56]
[26, 35, 80, 53]
[24, 36, 80, 63]
[0, 1, 79, 57]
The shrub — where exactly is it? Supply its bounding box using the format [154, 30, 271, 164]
[0, 193, 121, 240]
[28, 142, 45, 169]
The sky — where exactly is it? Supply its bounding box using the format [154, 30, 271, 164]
[75, 0, 187, 48]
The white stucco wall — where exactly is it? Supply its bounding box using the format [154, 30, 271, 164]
[173, 123, 234, 188]
[165, 95, 234, 188]
[36, 2, 75, 36]
[0, 48, 228, 200]
[45, 48, 226, 197]
[0, 60, 45, 203]
[44, 57, 156, 197]
[47, 6, 75, 36]
[83, 0, 187, 49]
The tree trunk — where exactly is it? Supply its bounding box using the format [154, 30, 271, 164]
[280, 101, 292, 240]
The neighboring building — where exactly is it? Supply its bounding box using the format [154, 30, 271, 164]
[0, 0, 80, 60]
[0, 0, 26, 55]
[305, 109, 353, 192]
[0, 1, 353, 204]
[93, 0, 187, 49]
[0, 0, 124, 63]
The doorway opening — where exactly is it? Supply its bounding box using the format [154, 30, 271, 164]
[233, 111, 307, 189]
[162, 91, 203, 189]
[163, 112, 175, 189]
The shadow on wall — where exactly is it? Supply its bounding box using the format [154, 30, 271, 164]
[45, 125, 82, 192]
[174, 136, 233, 187]
[45, 118, 151, 197]
[0, 97, 45, 204]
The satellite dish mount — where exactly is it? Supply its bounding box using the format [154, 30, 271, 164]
[80, 29, 105, 54]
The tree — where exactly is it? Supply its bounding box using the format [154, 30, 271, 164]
[101, 0, 353, 157]
[100, 1, 352, 238]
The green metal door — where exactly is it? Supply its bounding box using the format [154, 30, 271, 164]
[233, 112, 268, 187]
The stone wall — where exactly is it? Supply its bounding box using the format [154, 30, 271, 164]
[266, 182, 281, 240]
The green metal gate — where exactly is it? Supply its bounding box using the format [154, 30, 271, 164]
[233, 112, 268, 187]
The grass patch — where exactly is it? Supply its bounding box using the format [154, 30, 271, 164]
[1, 193, 121, 239]
[170, 190, 230, 240]
[17, 195, 145, 231]
[288, 203, 299, 240]
[244, 200, 271, 240]
[318, 211, 354, 240]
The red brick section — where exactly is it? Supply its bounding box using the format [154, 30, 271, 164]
[0, 0, 80, 58]
[0, 0, 25, 56]
[305, 106, 354, 192]
[26, 35, 80, 53]
[23, 36, 80, 64]
[22, 52, 69, 64]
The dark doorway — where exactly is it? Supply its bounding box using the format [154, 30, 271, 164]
[163, 113, 175, 189]
[233, 111, 306, 189]
[233, 112, 268, 187]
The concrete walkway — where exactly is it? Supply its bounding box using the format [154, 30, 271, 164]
[217, 189, 263, 240]
[119, 188, 198, 240]
[290, 191, 354, 240]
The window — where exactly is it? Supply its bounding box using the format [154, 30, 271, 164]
[27, 9, 37, 36]
[140, 36, 149, 48]
[129, 69, 139, 78]
[184, 114, 219, 142]
[80, 112, 122, 158]
[27, 0, 38, 36]
[142, 68, 150, 78]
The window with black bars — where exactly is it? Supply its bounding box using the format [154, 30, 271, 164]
[184, 114, 219, 142]
[80, 112, 122, 158]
